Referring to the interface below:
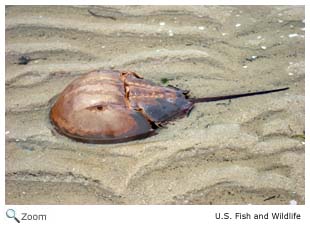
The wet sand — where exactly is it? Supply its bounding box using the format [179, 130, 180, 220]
[5, 6, 304, 204]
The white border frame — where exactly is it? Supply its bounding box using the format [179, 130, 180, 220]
[1, 1, 308, 227]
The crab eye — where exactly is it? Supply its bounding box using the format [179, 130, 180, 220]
[86, 104, 107, 111]
[96, 105, 103, 111]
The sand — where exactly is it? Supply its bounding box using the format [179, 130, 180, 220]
[5, 6, 305, 204]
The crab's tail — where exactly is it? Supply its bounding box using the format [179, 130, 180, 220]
[189, 87, 289, 103]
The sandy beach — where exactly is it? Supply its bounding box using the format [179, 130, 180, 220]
[5, 6, 304, 204]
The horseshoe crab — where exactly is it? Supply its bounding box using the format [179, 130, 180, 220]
[50, 70, 288, 143]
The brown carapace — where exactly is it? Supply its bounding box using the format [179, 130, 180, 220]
[50, 70, 288, 143]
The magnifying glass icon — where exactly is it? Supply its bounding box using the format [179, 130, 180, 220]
[6, 209, 20, 223]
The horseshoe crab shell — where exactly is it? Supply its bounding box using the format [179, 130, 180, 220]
[50, 70, 193, 143]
